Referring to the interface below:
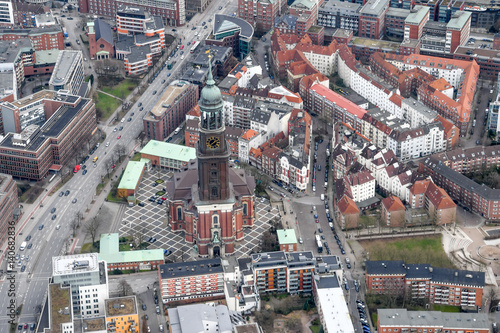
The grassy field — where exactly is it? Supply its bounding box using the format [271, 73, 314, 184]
[96, 92, 121, 120]
[101, 79, 137, 99]
[360, 235, 456, 269]
[432, 304, 460, 312]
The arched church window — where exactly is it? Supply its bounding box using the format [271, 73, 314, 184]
[243, 202, 248, 216]
[177, 207, 182, 220]
[212, 187, 218, 197]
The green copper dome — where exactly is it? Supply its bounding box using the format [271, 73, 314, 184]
[199, 58, 223, 110]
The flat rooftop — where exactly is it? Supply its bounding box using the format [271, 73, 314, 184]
[49, 284, 72, 333]
[351, 37, 400, 50]
[82, 317, 106, 332]
[149, 81, 192, 118]
[320, 0, 361, 12]
[141, 140, 196, 162]
[52, 253, 100, 276]
[277, 229, 297, 245]
[447, 11, 471, 30]
[405, 5, 430, 25]
[7, 90, 57, 109]
[49, 50, 82, 86]
[117, 161, 146, 190]
[105, 296, 137, 317]
[0, 39, 33, 63]
[378, 309, 489, 329]
[359, 0, 389, 16]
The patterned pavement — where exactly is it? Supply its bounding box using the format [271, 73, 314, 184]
[119, 170, 279, 261]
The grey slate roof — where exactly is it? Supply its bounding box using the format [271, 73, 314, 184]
[421, 157, 500, 200]
[94, 18, 113, 45]
[126, 45, 151, 63]
[367, 260, 485, 287]
[115, 35, 135, 52]
[159, 259, 223, 279]
[274, 15, 298, 30]
[378, 309, 489, 329]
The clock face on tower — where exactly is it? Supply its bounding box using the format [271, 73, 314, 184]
[206, 136, 221, 149]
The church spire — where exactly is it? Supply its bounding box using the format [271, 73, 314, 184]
[206, 50, 215, 86]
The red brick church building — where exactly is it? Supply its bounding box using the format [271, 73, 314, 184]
[165, 59, 255, 257]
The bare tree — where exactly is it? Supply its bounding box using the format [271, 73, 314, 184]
[85, 217, 101, 246]
[132, 229, 146, 249]
[118, 279, 133, 296]
[103, 158, 114, 180]
[114, 144, 127, 163]
[75, 211, 84, 228]
[70, 218, 79, 237]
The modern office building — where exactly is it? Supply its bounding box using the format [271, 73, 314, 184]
[385, 8, 410, 38]
[0, 0, 14, 26]
[0, 26, 64, 51]
[238, 0, 287, 31]
[318, 0, 361, 33]
[158, 259, 225, 304]
[49, 50, 84, 95]
[79, 0, 185, 26]
[52, 253, 109, 319]
[0, 92, 97, 180]
[358, 0, 390, 39]
[404, 5, 430, 40]
[143, 81, 198, 141]
[206, 14, 254, 60]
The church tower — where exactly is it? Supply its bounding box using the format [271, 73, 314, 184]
[197, 53, 231, 202]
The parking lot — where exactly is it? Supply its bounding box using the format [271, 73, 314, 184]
[119, 170, 279, 260]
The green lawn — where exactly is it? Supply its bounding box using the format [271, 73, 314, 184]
[432, 304, 460, 312]
[96, 92, 121, 120]
[101, 79, 137, 99]
[81, 242, 94, 253]
[309, 325, 321, 333]
[361, 235, 456, 269]
[131, 153, 142, 161]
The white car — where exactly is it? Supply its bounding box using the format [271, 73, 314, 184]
[56, 225, 61, 230]
[298, 237, 303, 244]
[121, 118, 125, 123]
[105, 142, 110, 147]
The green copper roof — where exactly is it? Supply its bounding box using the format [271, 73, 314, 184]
[99, 233, 164, 264]
[118, 161, 146, 190]
[199, 54, 223, 109]
[277, 229, 297, 245]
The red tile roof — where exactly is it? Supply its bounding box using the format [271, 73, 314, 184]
[382, 196, 405, 212]
[337, 195, 360, 215]
[311, 84, 367, 119]
[241, 129, 258, 140]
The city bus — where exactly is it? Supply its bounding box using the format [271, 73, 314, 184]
[190, 41, 200, 54]
[315, 235, 323, 253]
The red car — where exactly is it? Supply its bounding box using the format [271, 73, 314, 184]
[24, 324, 28, 329]
[192, 41, 196, 45]
[180, 45, 184, 50]
[112, 164, 116, 169]
[117, 135, 121, 139]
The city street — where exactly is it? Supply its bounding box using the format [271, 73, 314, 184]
[0, 3, 242, 331]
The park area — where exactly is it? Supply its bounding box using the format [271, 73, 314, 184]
[94, 78, 138, 121]
[360, 234, 455, 268]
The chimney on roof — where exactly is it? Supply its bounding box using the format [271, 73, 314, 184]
[454, 271, 458, 277]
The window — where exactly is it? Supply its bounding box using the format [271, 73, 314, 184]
[212, 187, 218, 197]
[177, 207, 182, 220]
[243, 202, 248, 215]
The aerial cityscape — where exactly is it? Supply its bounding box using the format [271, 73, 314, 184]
[0, 0, 500, 332]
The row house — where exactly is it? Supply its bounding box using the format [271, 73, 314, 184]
[158, 259, 225, 304]
[250, 251, 315, 294]
[377, 309, 489, 333]
[267, 86, 304, 109]
[308, 84, 366, 133]
[431, 145, 500, 174]
[366, 260, 485, 307]
[346, 170, 375, 203]
[239, 129, 262, 164]
[227, 55, 263, 89]
[378, 162, 413, 200]
[279, 152, 309, 191]
[331, 144, 358, 181]
[419, 157, 500, 220]
[293, 38, 338, 76]
[299, 73, 329, 112]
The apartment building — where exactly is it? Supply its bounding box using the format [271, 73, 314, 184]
[11, 2, 47, 28]
[408, 178, 456, 225]
[377, 309, 489, 333]
[0, 26, 64, 51]
[158, 259, 225, 304]
[313, 275, 355, 333]
[404, 5, 430, 40]
[238, 0, 287, 31]
[381, 195, 406, 227]
[309, 84, 366, 133]
[293, 40, 338, 76]
[52, 253, 109, 319]
[334, 194, 360, 230]
[366, 260, 485, 306]
[0, 92, 97, 180]
[331, 144, 358, 180]
[105, 296, 139, 333]
[358, 0, 389, 39]
[231, 95, 256, 129]
[419, 156, 500, 220]
[238, 129, 262, 164]
[79, 0, 185, 26]
[0, 1, 13, 26]
[318, 0, 361, 33]
[251, 251, 315, 294]
[143, 81, 198, 141]
[49, 50, 84, 95]
[385, 8, 410, 38]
